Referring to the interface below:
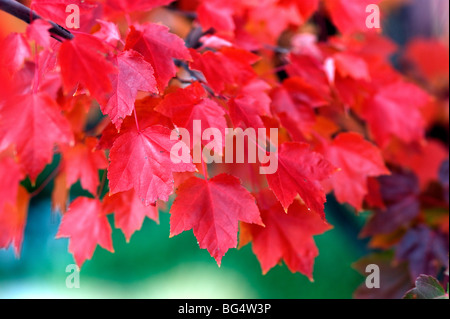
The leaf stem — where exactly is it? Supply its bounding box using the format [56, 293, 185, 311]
[201, 152, 209, 180]
[97, 170, 107, 199]
[133, 106, 141, 132]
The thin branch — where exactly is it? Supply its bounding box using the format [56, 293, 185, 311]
[97, 170, 108, 199]
[30, 164, 60, 198]
[0, 0, 74, 41]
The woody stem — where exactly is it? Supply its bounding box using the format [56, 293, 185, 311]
[0, 0, 74, 41]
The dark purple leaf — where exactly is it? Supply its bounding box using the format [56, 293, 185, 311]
[396, 225, 449, 281]
[361, 172, 421, 236]
[354, 252, 413, 299]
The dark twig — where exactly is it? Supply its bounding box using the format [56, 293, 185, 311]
[0, 0, 74, 41]
[30, 164, 60, 198]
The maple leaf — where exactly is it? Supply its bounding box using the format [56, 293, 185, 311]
[279, 0, 319, 22]
[62, 95, 92, 134]
[197, 0, 235, 32]
[361, 172, 421, 237]
[56, 197, 114, 267]
[365, 177, 385, 210]
[31, 0, 100, 32]
[155, 82, 226, 150]
[334, 52, 370, 81]
[228, 79, 272, 130]
[102, 50, 157, 130]
[286, 54, 331, 99]
[0, 156, 28, 256]
[405, 39, 449, 87]
[0, 33, 31, 74]
[26, 19, 52, 48]
[396, 225, 449, 281]
[94, 20, 122, 46]
[59, 34, 117, 105]
[362, 80, 430, 147]
[0, 186, 29, 257]
[98, 96, 173, 150]
[61, 137, 108, 195]
[324, 0, 382, 35]
[0, 92, 74, 181]
[271, 77, 326, 141]
[103, 189, 159, 242]
[241, 190, 332, 279]
[325, 132, 389, 211]
[9, 53, 60, 99]
[0, 156, 23, 213]
[266, 142, 335, 216]
[404, 275, 448, 300]
[108, 125, 196, 206]
[190, 47, 259, 94]
[104, 0, 175, 15]
[125, 23, 191, 92]
[385, 140, 449, 189]
[353, 252, 413, 299]
[247, 1, 304, 43]
[170, 174, 263, 266]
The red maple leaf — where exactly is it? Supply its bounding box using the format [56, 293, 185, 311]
[281, 0, 319, 23]
[108, 125, 196, 206]
[325, 0, 382, 35]
[56, 197, 114, 267]
[60, 137, 108, 195]
[59, 33, 117, 105]
[271, 77, 326, 141]
[241, 190, 332, 279]
[0, 92, 74, 181]
[125, 23, 191, 92]
[104, 0, 175, 15]
[31, 0, 100, 32]
[0, 156, 23, 213]
[266, 142, 335, 217]
[362, 80, 430, 147]
[0, 33, 31, 74]
[0, 156, 28, 256]
[0, 185, 29, 257]
[228, 79, 272, 130]
[197, 0, 235, 32]
[286, 54, 331, 100]
[405, 39, 449, 86]
[97, 96, 173, 150]
[93, 20, 121, 46]
[26, 20, 52, 48]
[384, 140, 449, 189]
[102, 50, 157, 130]
[325, 132, 390, 211]
[170, 174, 263, 265]
[155, 82, 226, 150]
[190, 47, 259, 94]
[103, 189, 159, 242]
[334, 52, 371, 81]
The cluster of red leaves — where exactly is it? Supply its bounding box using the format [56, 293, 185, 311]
[0, 0, 448, 287]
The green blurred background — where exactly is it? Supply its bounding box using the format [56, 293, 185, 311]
[0, 160, 369, 299]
